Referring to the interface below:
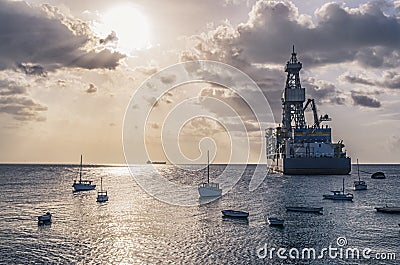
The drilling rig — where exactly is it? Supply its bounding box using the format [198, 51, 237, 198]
[266, 47, 351, 175]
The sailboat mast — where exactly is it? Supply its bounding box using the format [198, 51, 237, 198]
[80, 154, 82, 182]
[100, 177, 103, 192]
[357, 158, 360, 181]
[207, 151, 210, 184]
[342, 178, 345, 193]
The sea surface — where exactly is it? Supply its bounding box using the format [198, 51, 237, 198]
[0, 164, 399, 264]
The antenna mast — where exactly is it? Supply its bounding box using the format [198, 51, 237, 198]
[282, 45, 306, 134]
[207, 151, 210, 183]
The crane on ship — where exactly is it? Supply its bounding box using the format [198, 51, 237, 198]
[303, 99, 332, 128]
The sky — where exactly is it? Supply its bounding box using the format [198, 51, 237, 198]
[0, 0, 399, 164]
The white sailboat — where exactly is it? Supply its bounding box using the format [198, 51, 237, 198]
[96, 177, 108, 202]
[198, 151, 222, 197]
[323, 178, 353, 201]
[354, 159, 367, 190]
[72, 155, 96, 192]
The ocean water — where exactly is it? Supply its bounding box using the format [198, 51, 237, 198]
[0, 164, 399, 264]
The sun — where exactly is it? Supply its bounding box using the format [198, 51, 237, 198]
[99, 4, 150, 53]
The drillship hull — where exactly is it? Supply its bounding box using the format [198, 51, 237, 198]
[271, 157, 351, 175]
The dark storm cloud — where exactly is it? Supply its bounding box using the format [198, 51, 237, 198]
[303, 78, 336, 100]
[185, 0, 400, 68]
[351, 91, 381, 108]
[343, 75, 375, 86]
[17, 63, 47, 76]
[343, 71, 400, 89]
[0, 79, 47, 121]
[179, 0, 400, 123]
[0, 0, 124, 72]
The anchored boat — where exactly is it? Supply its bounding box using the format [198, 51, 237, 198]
[371, 172, 386, 179]
[72, 155, 96, 192]
[354, 159, 367, 190]
[96, 177, 108, 203]
[38, 212, 52, 225]
[221, 210, 249, 218]
[266, 46, 351, 175]
[268, 217, 284, 226]
[198, 151, 222, 198]
[286, 206, 323, 213]
[375, 206, 400, 213]
[323, 178, 353, 201]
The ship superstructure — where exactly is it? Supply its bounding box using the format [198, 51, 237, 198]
[266, 47, 351, 175]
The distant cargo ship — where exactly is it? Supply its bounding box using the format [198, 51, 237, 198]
[146, 160, 167, 165]
[266, 47, 351, 175]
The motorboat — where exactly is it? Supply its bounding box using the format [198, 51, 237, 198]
[96, 177, 108, 203]
[286, 207, 323, 213]
[268, 217, 284, 226]
[371, 172, 386, 179]
[221, 210, 249, 218]
[354, 180, 367, 190]
[354, 159, 367, 190]
[375, 206, 400, 213]
[323, 178, 353, 201]
[198, 151, 222, 197]
[38, 212, 52, 225]
[72, 155, 96, 192]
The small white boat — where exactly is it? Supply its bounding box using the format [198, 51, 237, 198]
[323, 178, 353, 201]
[268, 217, 284, 226]
[221, 210, 249, 218]
[198, 151, 222, 197]
[72, 155, 96, 192]
[38, 212, 52, 225]
[96, 177, 108, 203]
[354, 159, 367, 190]
[286, 207, 323, 213]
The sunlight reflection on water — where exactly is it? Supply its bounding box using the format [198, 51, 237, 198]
[0, 164, 399, 264]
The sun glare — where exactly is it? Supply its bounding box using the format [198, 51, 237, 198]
[99, 4, 150, 53]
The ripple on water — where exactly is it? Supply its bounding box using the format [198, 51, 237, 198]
[0, 164, 399, 264]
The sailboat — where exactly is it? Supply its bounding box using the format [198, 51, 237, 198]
[96, 177, 108, 202]
[72, 155, 96, 192]
[323, 178, 353, 201]
[354, 159, 367, 190]
[198, 151, 222, 197]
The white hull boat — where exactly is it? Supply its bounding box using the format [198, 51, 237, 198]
[198, 182, 222, 197]
[268, 217, 284, 226]
[323, 178, 353, 201]
[198, 151, 222, 198]
[96, 177, 108, 202]
[354, 159, 367, 190]
[73, 155, 96, 192]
